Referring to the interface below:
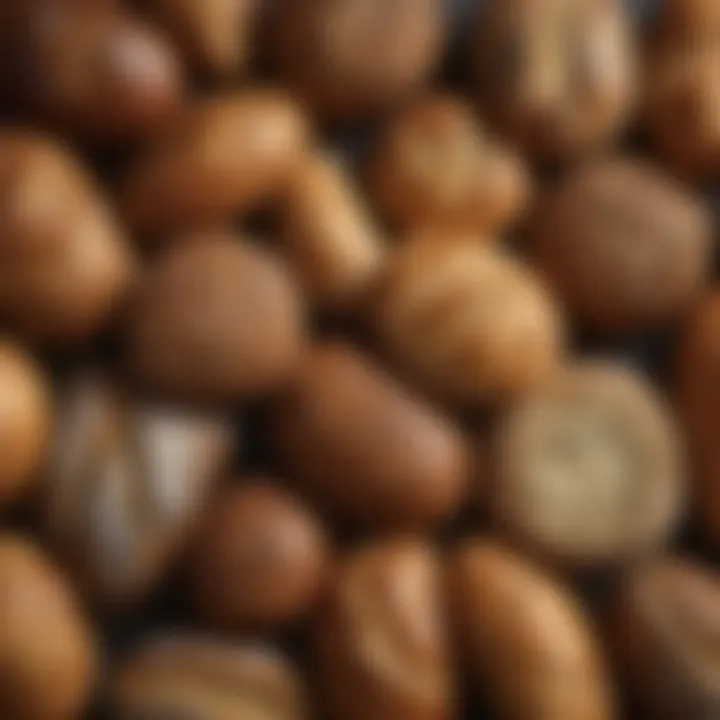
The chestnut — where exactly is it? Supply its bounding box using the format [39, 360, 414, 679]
[127, 233, 305, 405]
[448, 540, 615, 720]
[280, 152, 385, 314]
[190, 479, 330, 632]
[368, 95, 531, 234]
[315, 538, 454, 720]
[0, 131, 136, 345]
[268, 0, 444, 123]
[0, 533, 96, 720]
[114, 635, 308, 719]
[372, 237, 564, 406]
[494, 362, 685, 567]
[122, 89, 310, 239]
[470, 0, 636, 160]
[271, 342, 468, 531]
[526, 157, 712, 333]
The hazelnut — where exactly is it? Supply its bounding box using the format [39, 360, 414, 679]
[315, 538, 453, 720]
[143, 0, 258, 79]
[677, 291, 720, 544]
[127, 233, 305, 405]
[614, 558, 720, 719]
[45, 374, 234, 608]
[373, 238, 564, 406]
[470, 0, 636, 160]
[368, 95, 531, 234]
[114, 635, 308, 719]
[122, 89, 310, 239]
[191, 479, 330, 632]
[448, 540, 615, 720]
[645, 0, 720, 177]
[0, 131, 136, 345]
[0, 534, 96, 720]
[527, 158, 712, 333]
[280, 153, 385, 314]
[271, 342, 468, 531]
[494, 362, 684, 567]
[0, 342, 51, 508]
[269, 0, 444, 123]
[5, 1, 184, 142]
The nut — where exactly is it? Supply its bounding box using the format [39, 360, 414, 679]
[448, 540, 615, 720]
[0, 131, 136, 344]
[471, 0, 636, 159]
[494, 362, 685, 566]
[0, 533, 96, 720]
[527, 157, 712, 333]
[280, 152, 385, 314]
[122, 89, 310, 239]
[191, 479, 330, 632]
[315, 538, 453, 720]
[127, 233, 305, 405]
[271, 342, 468, 531]
[114, 635, 307, 719]
[373, 238, 564, 406]
[368, 94, 531, 234]
[269, 0, 444, 123]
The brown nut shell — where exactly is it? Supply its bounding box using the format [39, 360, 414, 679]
[0, 534, 96, 720]
[448, 541, 615, 720]
[644, 0, 720, 177]
[614, 558, 720, 719]
[272, 342, 468, 531]
[114, 636, 307, 719]
[373, 238, 564, 406]
[527, 158, 712, 333]
[0, 132, 136, 345]
[0, 342, 51, 508]
[676, 291, 720, 544]
[6, 1, 184, 142]
[368, 95, 531, 234]
[471, 0, 636, 160]
[143, 0, 258, 78]
[315, 538, 454, 720]
[268, 0, 444, 123]
[128, 233, 305, 405]
[191, 480, 330, 632]
[280, 153, 385, 314]
[494, 362, 685, 567]
[122, 89, 310, 238]
[44, 375, 234, 608]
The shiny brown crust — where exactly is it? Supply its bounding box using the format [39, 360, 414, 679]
[448, 541, 615, 720]
[527, 157, 712, 333]
[127, 233, 306, 405]
[315, 538, 453, 720]
[0, 131, 137, 345]
[45, 375, 234, 608]
[280, 153, 385, 313]
[268, 0, 444, 123]
[644, 0, 720, 177]
[471, 0, 636, 159]
[676, 292, 720, 544]
[114, 636, 307, 719]
[191, 480, 330, 632]
[495, 362, 685, 566]
[0, 534, 97, 720]
[143, 0, 258, 78]
[614, 558, 720, 719]
[271, 342, 468, 531]
[122, 89, 310, 238]
[372, 237, 564, 406]
[367, 95, 531, 234]
[3, 1, 184, 142]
